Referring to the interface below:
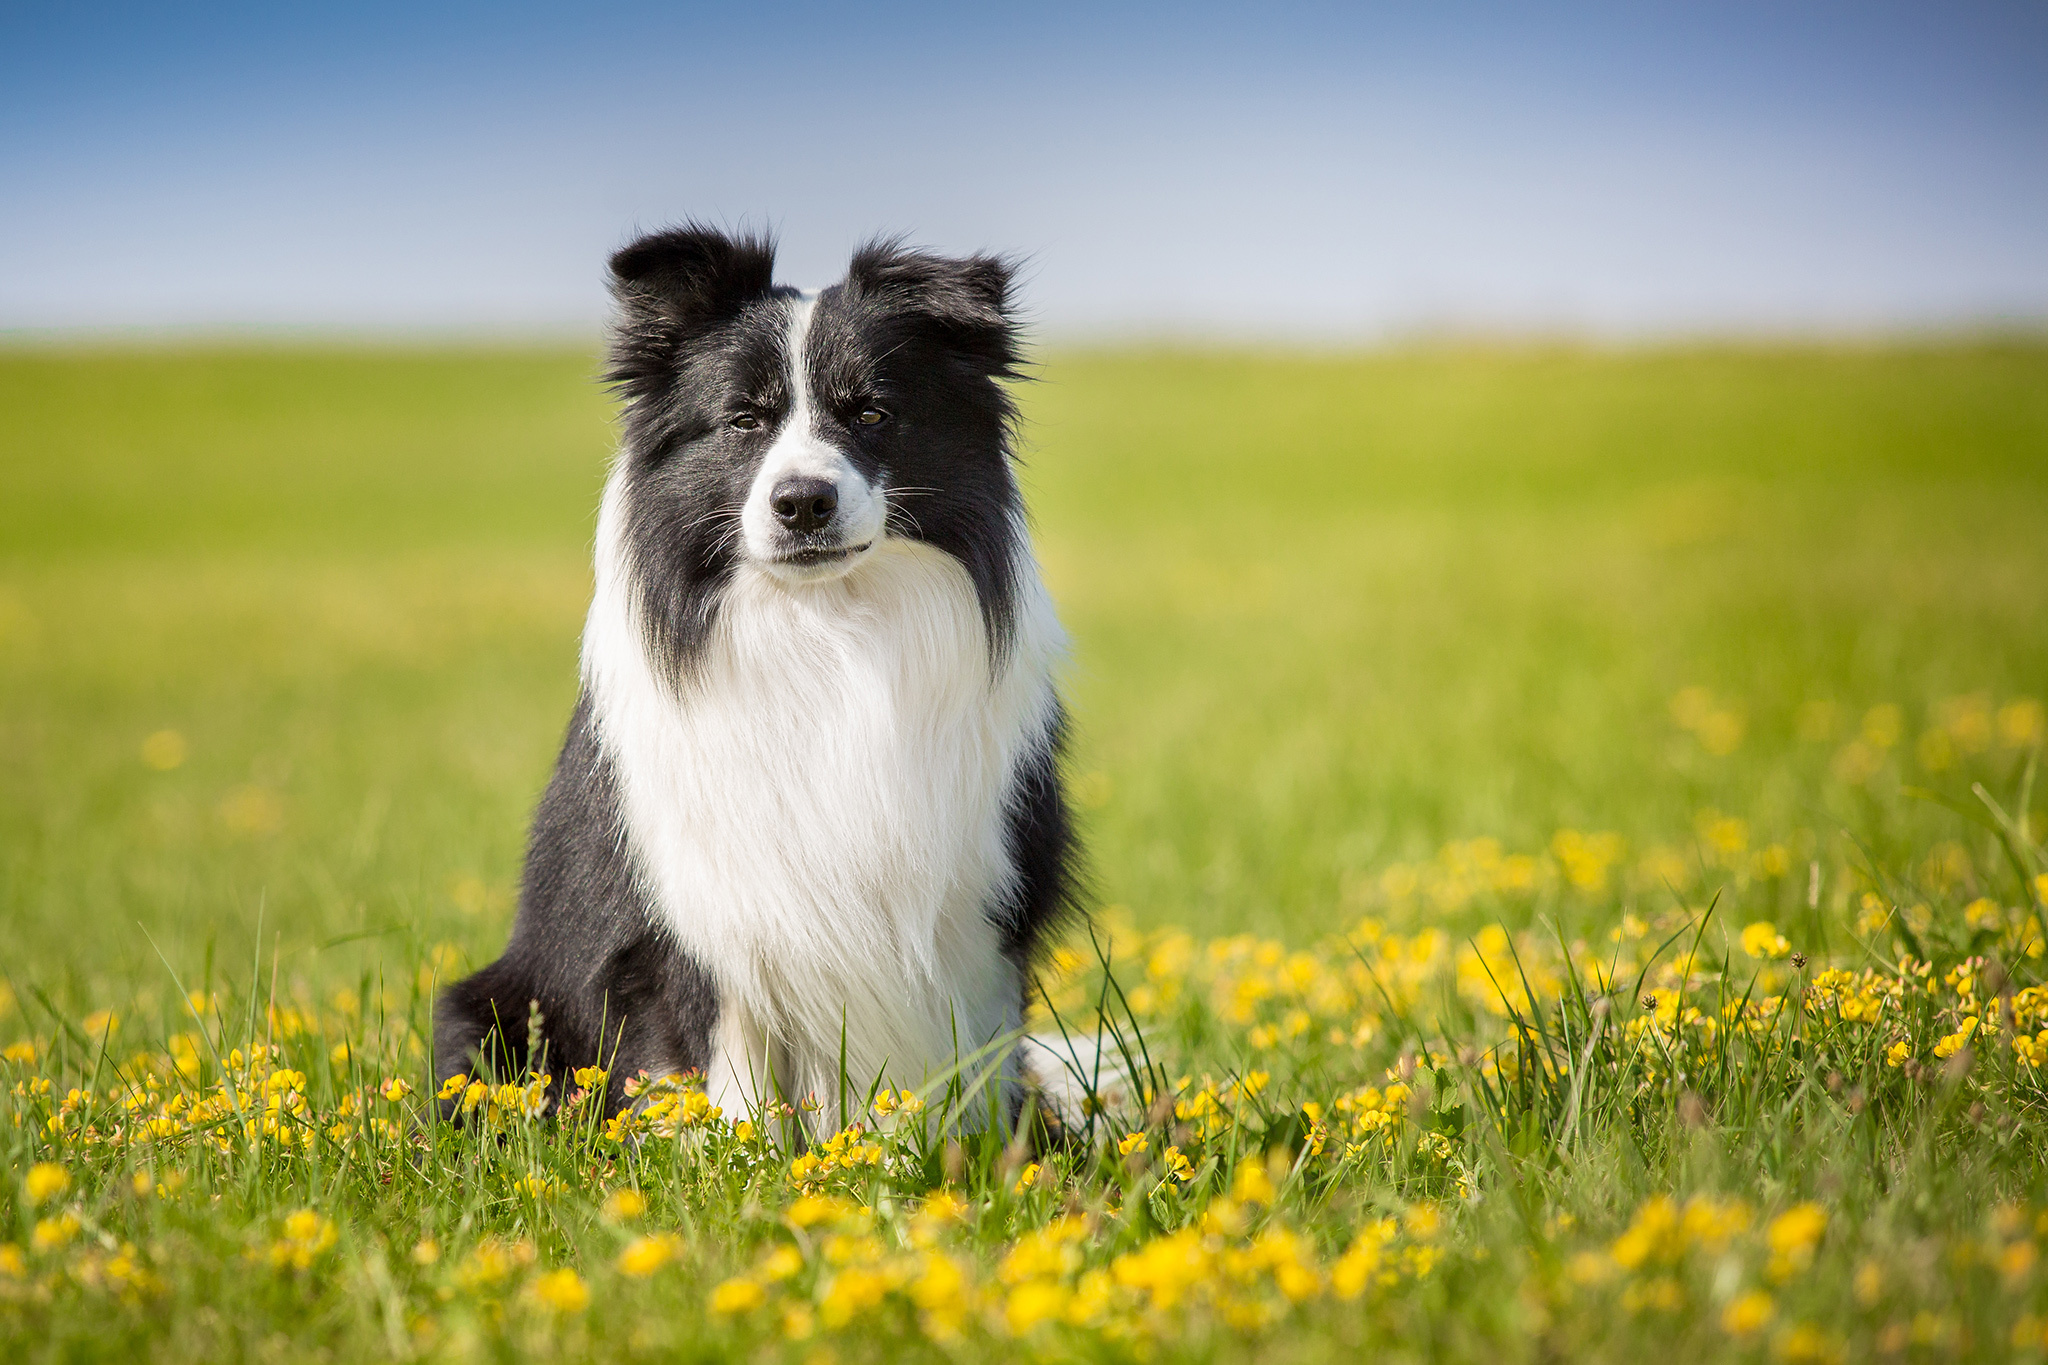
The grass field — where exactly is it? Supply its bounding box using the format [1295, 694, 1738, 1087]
[3, 340, 2046, 1361]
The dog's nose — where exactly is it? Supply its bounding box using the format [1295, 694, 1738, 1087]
[771, 477, 838, 533]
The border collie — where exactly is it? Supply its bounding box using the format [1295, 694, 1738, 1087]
[435, 225, 1079, 1138]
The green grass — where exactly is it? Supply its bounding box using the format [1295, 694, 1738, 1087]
[2, 340, 2046, 1361]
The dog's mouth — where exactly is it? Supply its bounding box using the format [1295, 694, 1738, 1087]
[774, 541, 874, 568]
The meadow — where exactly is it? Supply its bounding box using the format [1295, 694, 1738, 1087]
[2, 339, 2046, 1361]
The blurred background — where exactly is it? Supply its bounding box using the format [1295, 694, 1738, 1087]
[7, 1, 2046, 338]
[3, 2, 2044, 1011]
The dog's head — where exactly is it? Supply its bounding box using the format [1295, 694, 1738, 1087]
[602, 224, 1026, 667]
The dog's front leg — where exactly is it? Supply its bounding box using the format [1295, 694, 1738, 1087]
[704, 995, 787, 1133]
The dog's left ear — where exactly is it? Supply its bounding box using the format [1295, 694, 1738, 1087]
[845, 239, 1023, 380]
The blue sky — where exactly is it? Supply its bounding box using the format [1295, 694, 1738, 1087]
[4, 2, 2043, 337]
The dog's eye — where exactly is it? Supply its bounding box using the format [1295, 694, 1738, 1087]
[730, 412, 762, 432]
[857, 407, 888, 427]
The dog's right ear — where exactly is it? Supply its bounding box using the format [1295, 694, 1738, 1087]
[606, 225, 778, 403]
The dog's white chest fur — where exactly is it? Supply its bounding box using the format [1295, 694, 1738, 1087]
[583, 492, 1062, 1123]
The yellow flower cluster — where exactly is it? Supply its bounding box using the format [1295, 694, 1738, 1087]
[1579, 1194, 1834, 1348]
[1821, 692, 2044, 786]
[695, 1192, 1442, 1344]
[701, 1195, 976, 1341]
[617, 1232, 680, 1277]
[602, 1072, 720, 1143]
[1322, 1081, 1414, 1159]
[1607, 1194, 1754, 1273]
[526, 1267, 589, 1314]
[1349, 822, 1799, 921]
[7, 788, 2048, 1356]
[788, 1122, 884, 1190]
[437, 1070, 554, 1126]
[263, 1209, 337, 1271]
[25, 1043, 421, 1156]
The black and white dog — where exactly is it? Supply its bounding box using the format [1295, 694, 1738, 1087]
[435, 226, 1079, 1136]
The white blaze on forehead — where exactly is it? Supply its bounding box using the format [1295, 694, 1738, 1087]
[739, 291, 886, 567]
[781, 292, 819, 447]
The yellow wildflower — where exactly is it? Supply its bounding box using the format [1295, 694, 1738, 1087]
[914, 1189, 969, 1235]
[1611, 1196, 1679, 1270]
[786, 1194, 856, 1228]
[822, 1232, 883, 1266]
[819, 1264, 889, 1327]
[267, 1210, 337, 1270]
[1201, 1196, 1247, 1237]
[910, 1252, 971, 1337]
[617, 1234, 679, 1278]
[758, 1244, 804, 1281]
[1933, 1016, 1979, 1059]
[1066, 1266, 1113, 1328]
[1231, 1159, 1276, 1207]
[1004, 1279, 1072, 1334]
[1965, 897, 2004, 931]
[1740, 922, 1791, 960]
[602, 1187, 647, 1221]
[1117, 1130, 1149, 1156]
[1722, 1290, 1774, 1337]
[1767, 1203, 1827, 1281]
[1111, 1227, 1211, 1310]
[513, 1174, 560, 1200]
[32, 1213, 80, 1251]
[528, 1268, 589, 1314]
[1999, 699, 2044, 748]
[708, 1276, 766, 1315]
[998, 1217, 1088, 1284]
[24, 1162, 69, 1204]
[1778, 1322, 1846, 1365]
[871, 1087, 923, 1116]
[1331, 1238, 1381, 1299]
[1012, 1161, 1041, 1194]
[1249, 1226, 1321, 1301]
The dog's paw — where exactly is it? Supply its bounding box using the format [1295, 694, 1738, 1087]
[1020, 1031, 1144, 1135]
